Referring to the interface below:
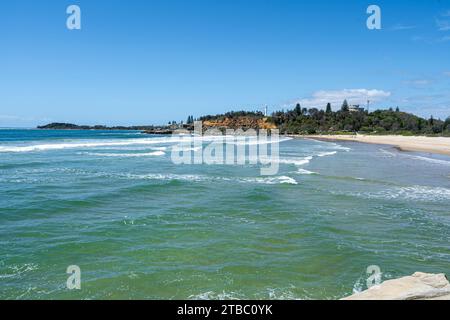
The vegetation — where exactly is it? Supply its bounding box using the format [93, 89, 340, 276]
[199, 110, 265, 122]
[270, 103, 450, 136]
[38, 123, 158, 131]
[39, 103, 450, 136]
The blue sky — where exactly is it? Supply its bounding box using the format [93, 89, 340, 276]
[1, 0, 450, 127]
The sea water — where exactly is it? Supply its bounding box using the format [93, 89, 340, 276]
[1, 129, 449, 299]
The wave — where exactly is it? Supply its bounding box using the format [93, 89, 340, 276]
[297, 168, 318, 175]
[189, 291, 245, 300]
[278, 156, 312, 166]
[354, 185, 450, 202]
[0, 135, 292, 153]
[151, 146, 168, 151]
[0, 263, 38, 280]
[170, 146, 202, 152]
[253, 176, 298, 185]
[99, 132, 142, 136]
[80, 151, 166, 157]
[123, 173, 297, 185]
[229, 137, 293, 146]
[331, 143, 351, 152]
[407, 155, 450, 166]
[189, 286, 301, 300]
[317, 151, 337, 157]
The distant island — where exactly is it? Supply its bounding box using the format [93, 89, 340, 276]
[38, 123, 159, 131]
[38, 100, 450, 136]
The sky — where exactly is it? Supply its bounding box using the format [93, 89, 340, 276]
[0, 0, 450, 127]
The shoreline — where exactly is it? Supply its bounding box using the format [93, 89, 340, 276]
[294, 134, 450, 156]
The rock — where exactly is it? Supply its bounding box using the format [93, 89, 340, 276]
[343, 272, 450, 300]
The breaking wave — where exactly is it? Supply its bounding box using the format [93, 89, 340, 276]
[407, 155, 450, 166]
[80, 151, 166, 157]
[122, 173, 297, 185]
[297, 168, 318, 175]
[0, 135, 292, 153]
[356, 185, 450, 202]
[317, 151, 337, 157]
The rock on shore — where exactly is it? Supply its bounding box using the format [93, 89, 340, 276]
[343, 272, 450, 300]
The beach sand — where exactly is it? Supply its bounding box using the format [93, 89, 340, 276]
[301, 134, 450, 156]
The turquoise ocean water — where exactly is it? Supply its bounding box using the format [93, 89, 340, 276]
[1, 129, 449, 299]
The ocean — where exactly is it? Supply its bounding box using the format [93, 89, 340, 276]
[1, 129, 449, 299]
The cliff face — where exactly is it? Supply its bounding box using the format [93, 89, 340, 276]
[202, 117, 277, 130]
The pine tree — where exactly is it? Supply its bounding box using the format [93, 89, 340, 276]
[294, 103, 302, 116]
[326, 103, 332, 113]
[341, 100, 349, 112]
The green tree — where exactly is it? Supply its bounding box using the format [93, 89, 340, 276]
[294, 103, 302, 116]
[326, 103, 332, 114]
[341, 100, 349, 112]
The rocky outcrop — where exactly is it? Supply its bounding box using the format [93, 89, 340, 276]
[203, 117, 277, 130]
[343, 272, 450, 300]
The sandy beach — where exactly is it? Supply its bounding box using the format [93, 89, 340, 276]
[301, 134, 450, 156]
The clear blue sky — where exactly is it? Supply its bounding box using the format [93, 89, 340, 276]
[1, 0, 450, 127]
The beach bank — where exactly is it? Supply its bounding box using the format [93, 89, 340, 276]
[300, 134, 450, 156]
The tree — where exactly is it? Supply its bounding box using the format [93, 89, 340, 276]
[444, 117, 450, 130]
[186, 115, 194, 124]
[294, 103, 302, 116]
[326, 103, 332, 114]
[429, 115, 434, 126]
[341, 100, 349, 112]
[395, 107, 400, 112]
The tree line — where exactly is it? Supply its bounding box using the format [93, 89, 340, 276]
[199, 101, 450, 136]
[270, 101, 449, 135]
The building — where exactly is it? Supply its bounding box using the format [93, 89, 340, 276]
[349, 105, 365, 113]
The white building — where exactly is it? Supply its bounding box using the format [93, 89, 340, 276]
[349, 105, 365, 112]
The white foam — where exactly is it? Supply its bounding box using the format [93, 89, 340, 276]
[123, 173, 297, 185]
[256, 176, 298, 185]
[81, 151, 165, 157]
[0, 135, 292, 153]
[359, 185, 450, 202]
[170, 146, 202, 152]
[150, 146, 168, 151]
[297, 168, 318, 175]
[317, 151, 337, 157]
[188, 291, 244, 300]
[329, 142, 351, 152]
[278, 156, 312, 166]
[0, 263, 38, 279]
[379, 148, 397, 157]
[230, 137, 293, 146]
[407, 155, 450, 166]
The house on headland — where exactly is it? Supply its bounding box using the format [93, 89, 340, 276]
[348, 105, 365, 112]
